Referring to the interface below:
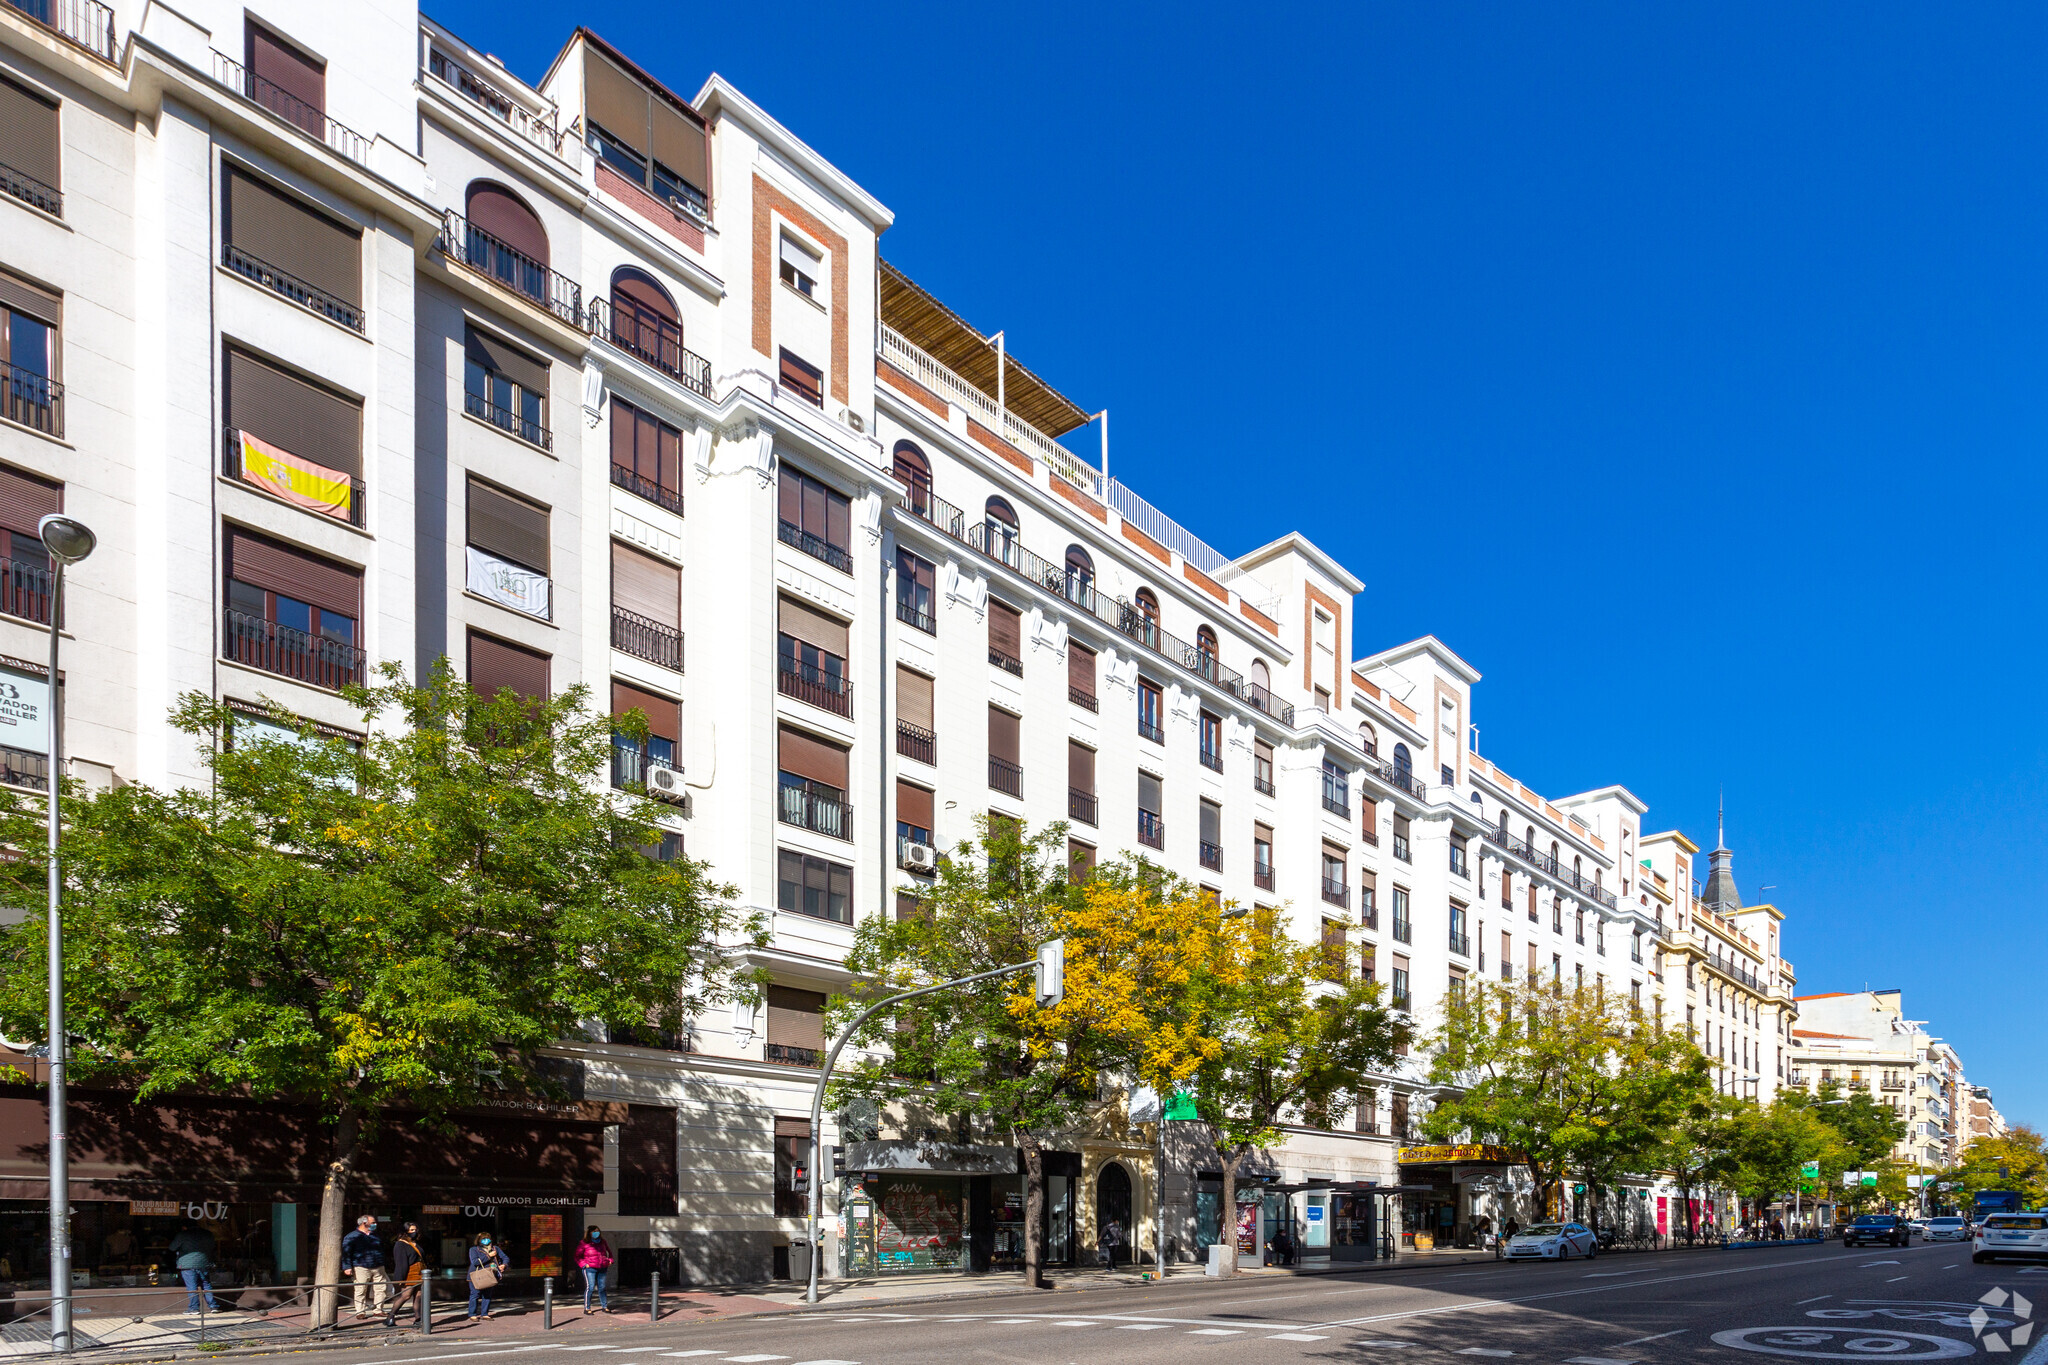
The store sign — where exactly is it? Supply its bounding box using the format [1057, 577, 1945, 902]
[466, 547, 551, 621]
[1398, 1144, 1516, 1165]
[0, 666, 50, 755]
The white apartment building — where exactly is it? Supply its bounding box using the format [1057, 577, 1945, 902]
[1789, 990, 1966, 1169]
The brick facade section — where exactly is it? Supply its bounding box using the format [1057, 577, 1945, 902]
[595, 161, 706, 253]
[967, 418, 1033, 476]
[751, 174, 850, 403]
[1241, 600, 1280, 636]
[1303, 582, 1345, 707]
[878, 360, 948, 419]
[1120, 520, 1170, 565]
[1183, 562, 1229, 605]
[1052, 477, 1107, 523]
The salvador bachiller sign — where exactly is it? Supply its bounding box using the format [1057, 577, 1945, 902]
[0, 665, 50, 755]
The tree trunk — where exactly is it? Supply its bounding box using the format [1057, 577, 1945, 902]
[311, 1104, 361, 1330]
[1217, 1144, 1245, 1277]
[1021, 1132, 1047, 1289]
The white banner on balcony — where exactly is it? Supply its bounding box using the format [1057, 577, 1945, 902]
[0, 666, 50, 755]
[466, 546, 552, 621]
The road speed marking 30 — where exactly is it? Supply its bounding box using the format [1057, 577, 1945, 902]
[1710, 1327, 1976, 1359]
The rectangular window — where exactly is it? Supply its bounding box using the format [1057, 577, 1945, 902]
[1252, 822, 1274, 888]
[1391, 886, 1412, 943]
[777, 725, 851, 840]
[1321, 843, 1347, 907]
[778, 348, 823, 406]
[246, 22, 327, 138]
[776, 465, 851, 572]
[987, 599, 1023, 674]
[776, 849, 851, 923]
[772, 1116, 810, 1217]
[1319, 919, 1347, 982]
[895, 778, 934, 851]
[896, 666, 935, 765]
[224, 346, 362, 522]
[987, 706, 1022, 797]
[224, 527, 364, 689]
[1360, 796, 1377, 845]
[1501, 929, 1513, 979]
[609, 680, 679, 789]
[1137, 678, 1163, 743]
[778, 595, 851, 717]
[1391, 960, 1411, 1013]
[1321, 758, 1349, 816]
[1500, 863, 1513, 908]
[466, 476, 551, 619]
[1068, 642, 1097, 710]
[1392, 813, 1411, 862]
[1450, 832, 1469, 877]
[0, 464, 59, 626]
[1360, 944, 1376, 985]
[1137, 771, 1164, 848]
[583, 46, 709, 213]
[1450, 901, 1468, 955]
[1354, 1087, 1378, 1135]
[1199, 711, 1223, 772]
[765, 984, 827, 1066]
[780, 232, 821, 297]
[465, 628, 548, 702]
[464, 326, 550, 450]
[0, 75, 61, 216]
[608, 396, 680, 510]
[612, 541, 682, 669]
[1359, 869, 1377, 929]
[222, 166, 362, 328]
[895, 547, 936, 633]
[1068, 838, 1096, 882]
[1199, 799, 1222, 871]
[1253, 738, 1275, 796]
[1068, 741, 1096, 827]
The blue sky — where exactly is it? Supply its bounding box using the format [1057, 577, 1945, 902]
[443, 1, 2048, 1128]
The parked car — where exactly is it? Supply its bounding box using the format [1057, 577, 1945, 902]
[1926, 1217, 1970, 1242]
[1843, 1214, 1912, 1247]
[1504, 1222, 1599, 1261]
[1973, 1214, 2048, 1264]
[1906, 1220, 1928, 1236]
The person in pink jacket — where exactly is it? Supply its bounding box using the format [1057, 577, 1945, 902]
[574, 1227, 615, 1313]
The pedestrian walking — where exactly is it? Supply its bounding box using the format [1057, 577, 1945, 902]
[575, 1227, 615, 1314]
[168, 1224, 225, 1314]
[385, 1222, 427, 1328]
[342, 1215, 392, 1320]
[1098, 1219, 1122, 1268]
[467, 1233, 508, 1320]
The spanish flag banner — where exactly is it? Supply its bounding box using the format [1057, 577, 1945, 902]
[239, 432, 351, 520]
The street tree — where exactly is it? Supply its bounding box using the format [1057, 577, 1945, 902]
[1651, 1093, 1743, 1242]
[1424, 979, 1712, 1228]
[1943, 1126, 2048, 1214]
[0, 669, 755, 1324]
[1725, 1099, 1843, 1221]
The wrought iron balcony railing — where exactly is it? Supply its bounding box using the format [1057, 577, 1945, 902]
[222, 242, 363, 331]
[436, 209, 582, 326]
[224, 608, 366, 690]
[778, 518, 853, 574]
[212, 50, 368, 163]
[0, 159, 61, 216]
[778, 659, 851, 717]
[2, 359, 62, 438]
[896, 720, 935, 765]
[777, 776, 851, 841]
[610, 460, 679, 514]
[1068, 787, 1098, 826]
[612, 606, 683, 671]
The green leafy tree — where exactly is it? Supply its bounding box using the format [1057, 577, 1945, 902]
[1725, 1098, 1843, 1218]
[1783, 1081, 1908, 1212]
[1943, 1126, 2048, 1214]
[0, 668, 755, 1323]
[1650, 1093, 1743, 1241]
[1424, 979, 1712, 1227]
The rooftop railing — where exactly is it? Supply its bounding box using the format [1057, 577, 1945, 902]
[436, 209, 582, 326]
[1479, 825, 1620, 909]
[212, 51, 368, 164]
[3, 0, 115, 62]
[425, 47, 568, 159]
[878, 324, 1103, 495]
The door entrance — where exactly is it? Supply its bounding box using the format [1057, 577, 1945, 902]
[1095, 1163, 1132, 1266]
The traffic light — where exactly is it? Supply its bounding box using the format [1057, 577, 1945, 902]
[792, 1164, 809, 1197]
[1573, 1184, 1586, 1195]
[829, 1145, 845, 1181]
[1036, 939, 1064, 1007]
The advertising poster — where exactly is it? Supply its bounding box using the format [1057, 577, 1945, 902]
[0, 666, 49, 755]
[528, 1213, 563, 1277]
[1235, 1201, 1259, 1256]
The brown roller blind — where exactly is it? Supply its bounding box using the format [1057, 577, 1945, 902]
[466, 325, 548, 396]
[247, 24, 325, 122]
[224, 166, 360, 307]
[0, 270, 58, 327]
[467, 630, 549, 700]
[650, 99, 708, 193]
[225, 526, 359, 618]
[778, 725, 847, 788]
[1068, 643, 1095, 694]
[765, 985, 826, 1050]
[896, 780, 933, 829]
[611, 681, 678, 742]
[1393, 814, 1411, 840]
[773, 1115, 810, 1139]
[1360, 869, 1377, 895]
[0, 75, 59, 192]
[0, 464, 61, 537]
[1362, 799, 1378, 837]
[988, 707, 1019, 765]
[584, 50, 650, 154]
[612, 542, 680, 629]
[895, 666, 933, 728]
[778, 596, 848, 656]
[1068, 741, 1094, 790]
[465, 181, 548, 267]
[1200, 800, 1221, 844]
[467, 477, 549, 572]
[224, 349, 362, 478]
[988, 601, 1021, 657]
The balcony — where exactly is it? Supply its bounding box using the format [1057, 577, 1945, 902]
[3, 0, 115, 61]
[1199, 841, 1222, 872]
[1137, 809, 1164, 850]
[1449, 846, 1469, 878]
[223, 430, 364, 527]
[988, 646, 1023, 677]
[2, 360, 63, 439]
[0, 160, 60, 217]
[224, 609, 366, 691]
[1449, 930, 1471, 957]
[777, 776, 851, 841]
[764, 1043, 822, 1068]
[1500, 961, 1513, 982]
[896, 720, 935, 765]
[212, 51, 369, 164]
[436, 209, 582, 326]
[1358, 754, 1429, 801]
[778, 659, 852, 717]
[1253, 865, 1275, 892]
[1137, 715, 1164, 745]
[988, 755, 1023, 797]
[898, 482, 968, 539]
[1360, 897, 1378, 931]
[0, 554, 53, 624]
[222, 242, 364, 332]
[587, 296, 713, 398]
[608, 1023, 690, 1052]
[1479, 825, 1621, 910]
[777, 518, 854, 574]
[1069, 685, 1098, 713]
[1393, 914, 1413, 945]
[1068, 787, 1098, 826]
[1392, 835, 1411, 863]
[1361, 828, 1379, 847]
[895, 595, 936, 635]
[467, 389, 552, 451]
[1881, 1078, 1907, 1092]
[612, 606, 683, 671]
[1321, 877, 1349, 908]
[0, 744, 48, 792]
[1254, 769, 1275, 797]
[1321, 776, 1351, 819]
[609, 744, 677, 793]
[610, 461, 680, 515]
[1199, 746, 1223, 774]
[425, 46, 568, 161]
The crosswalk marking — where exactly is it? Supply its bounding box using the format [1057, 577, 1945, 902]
[1053, 1320, 1094, 1327]
[720, 1356, 789, 1363]
[990, 1319, 1037, 1324]
[1190, 1328, 1243, 1335]
[790, 1360, 861, 1364]
[1118, 1324, 1173, 1330]
[1459, 1351, 1515, 1358]
[656, 1353, 721, 1358]
[562, 1349, 620, 1353]
[1269, 1334, 1330, 1342]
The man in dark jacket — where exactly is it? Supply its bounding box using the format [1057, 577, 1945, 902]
[168, 1225, 223, 1314]
[340, 1216, 391, 1319]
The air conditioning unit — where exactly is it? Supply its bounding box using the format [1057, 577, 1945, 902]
[646, 762, 687, 801]
[901, 841, 937, 873]
[840, 407, 867, 433]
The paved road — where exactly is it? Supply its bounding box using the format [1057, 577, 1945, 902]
[272, 1242, 2047, 1365]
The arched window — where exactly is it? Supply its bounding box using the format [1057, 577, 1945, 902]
[609, 266, 681, 375]
[1392, 742, 1412, 781]
[984, 497, 1018, 567]
[1573, 856, 1583, 881]
[1131, 588, 1160, 647]
[1549, 841, 1560, 864]
[1498, 810, 1510, 838]
[1358, 721, 1377, 756]
[893, 442, 932, 516]
[464, 181, 550, 301]
[1526, 825, 1536, 850]
[1250, 659, 1271, 699]
[1194, 625, 1219, 679]
[1063, 544, 1094, 604]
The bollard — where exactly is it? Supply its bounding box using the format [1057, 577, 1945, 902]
[419, 1276, 432, 1334]
[542, 1276, 552, 1331]
[649, 1272, 659, 1324]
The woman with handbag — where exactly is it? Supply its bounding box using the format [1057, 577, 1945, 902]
[466, 1233, 507, 1321]
[573, 1228, 615, 1314]
[384, 1223, 427, 1328]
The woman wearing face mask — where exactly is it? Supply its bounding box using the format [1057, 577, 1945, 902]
[385, 1223, 427, 1328]
[573, 1227, 615, 1314]
[466, 1232, 508, 1321]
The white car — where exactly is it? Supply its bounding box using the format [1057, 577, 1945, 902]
[1925, 1216, 1969, 1242]
[1973, 1213, 2048, 1264]
[1504, 1221, 1599, 1261]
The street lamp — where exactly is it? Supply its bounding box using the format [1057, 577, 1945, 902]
[39, 513, 93, 1355]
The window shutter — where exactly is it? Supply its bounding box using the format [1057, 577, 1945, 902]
[224, 349, 362, 478]
[467, 477, 549, 572]
[611, 681, 679, 743]
[1137, 772, 1162, 812]
[467, 630, 549, 700]
[464, 181, 549, 267]
[584, 50, 651, 162]
[610, 397, 640, 474]
[896, 780, 933, 829]
[246, 24, 326, 127]
[1067, 740, 1094, 791]
[778, 595, 848, 657]
[1068, 643, 1095, 695]
[1360, 869, 1377, 897]
[1200, 801, 1221, 845]
[764, 985, 826, 1051]
[224, 167, 360, 307]
[778, 725, 848, 788]
[225, 526, 359, 618]
[1393, 814, 1411, 841]
[895, 667, 933, 729]
[0, 75, 59, 193]
[1362, 799, 1377, 837]
[987, 707, 1019, 765]
[612, 542, 680, 629]
[988, 601, 1021, 657]
[465, 325, 548, 397]
[1323, 919, 1346, 952]
[1254, 821, 1273, 844]
[0, 464, 61, 537]
[0, 270, 58, 327]
[651, 99, 709, 195]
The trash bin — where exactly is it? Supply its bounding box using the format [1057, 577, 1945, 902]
[789, 1240, 814, 1282]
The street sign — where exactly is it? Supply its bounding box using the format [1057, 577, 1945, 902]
[1165, 1090, 1200, 1121]
[1861, 1173, 1878, 1188]
[1801, 1161, 1820, 1180]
